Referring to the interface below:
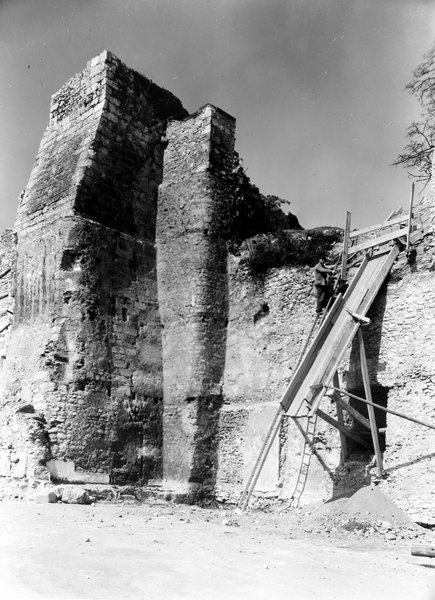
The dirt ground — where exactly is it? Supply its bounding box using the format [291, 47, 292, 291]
[1, 489, 435, 600]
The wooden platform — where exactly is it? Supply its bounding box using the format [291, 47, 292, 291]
[281, 245, 400, 417]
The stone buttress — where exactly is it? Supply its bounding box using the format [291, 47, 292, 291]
[157, 105, 237, 497]
[0, 51, 187, 483]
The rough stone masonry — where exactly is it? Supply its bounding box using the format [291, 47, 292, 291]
[1, 51, 435, 520]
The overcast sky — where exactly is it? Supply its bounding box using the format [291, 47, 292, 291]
[1, 0, 435, 232]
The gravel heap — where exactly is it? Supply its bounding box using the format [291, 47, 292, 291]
[302, 484, 424, 542]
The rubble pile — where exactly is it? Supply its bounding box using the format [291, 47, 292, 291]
[300, 484, 425, 542]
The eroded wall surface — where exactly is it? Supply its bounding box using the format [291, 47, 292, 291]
[349, 238, 435, 522]
[0, 51, 187, 483]
[157, 105, 237, 497]
[0, 229, 14, 362]
[216, 233, 435, 518]
[217, 255, 343, 503]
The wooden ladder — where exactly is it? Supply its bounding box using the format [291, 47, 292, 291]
[238, 194, 432, 511]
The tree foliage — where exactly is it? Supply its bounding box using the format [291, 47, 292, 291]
[242, 228, 342, 278]
[393, 42, 435, 184]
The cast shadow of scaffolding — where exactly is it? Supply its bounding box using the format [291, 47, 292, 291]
[331, 279, 389, 496]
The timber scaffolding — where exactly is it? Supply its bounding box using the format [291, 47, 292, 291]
[0, 266, 12, 337]
[238, 186, 435, 511]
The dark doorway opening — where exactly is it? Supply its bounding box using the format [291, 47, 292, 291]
[347, 384, 389, 455]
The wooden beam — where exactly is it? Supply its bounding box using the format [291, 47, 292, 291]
[406, 181, 415, 252]
[346, 309, 371, 324]
[332, 372, 347, 464]
[348, 227, 410, 256]
[309, 246, 399, 418]
[385, 207, 403, 222]
[341, 254, 369, 301]
[0, 322, 10, 334]
[358, 329, 383, 476]
[316, 408, 371, 449]
[237, 406, 284, 511]
[280, 294, 344, 412]
[411, 546, 435, 558]
[358, 246, 400, 314]
[349, 212, 409, 239]
[340, 211, 351, 281]
[333, 395, 371, 430]
[326, 386, 435, 431]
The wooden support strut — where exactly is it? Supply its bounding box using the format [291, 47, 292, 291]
[332, 395, 371, 430]
[332, 372, 347, 464]
[237, 406, 284, 512]
[348, 227, 409, 257]
[0, 322, 10, 334]
[348, 210, 406, 239]
[315, 407, 371, 449]
[326, 386, 435, 431]
[358, 329, 383, 476]
[346, 309, 371, 325]
[340, 211, 351, 283]
[406, 181, 415, 253]
[411, 546, 435, 558]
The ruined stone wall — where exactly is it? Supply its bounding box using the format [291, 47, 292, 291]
[215, 254, 342, 503]
[217, 227, 435, 517]
[157, 105, 237, 497]
[0, 229, 14, 362]
[0, 51, 187, 483]
[348, 238, 435, 523]
[2, 51, 435, 516]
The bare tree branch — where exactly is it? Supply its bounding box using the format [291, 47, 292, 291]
[394, 41, 435, 185]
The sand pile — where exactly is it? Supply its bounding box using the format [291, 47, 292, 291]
[322, 485, 415, 526]
[300, 485, 422, 541]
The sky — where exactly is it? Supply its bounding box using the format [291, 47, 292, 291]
[1, 0, 435, 232]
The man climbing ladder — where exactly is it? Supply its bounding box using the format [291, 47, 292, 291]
[314, 258, 334, 313]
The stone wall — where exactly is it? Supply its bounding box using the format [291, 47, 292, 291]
[0, 51, 187, 483]
[350, 236, 435, 522]
[0, 229, 14, 362]
[214, 231, 435, 519]
[216, 252, 342, 503]
[157, 105, 237, 497]
[1, 51, 435, 520]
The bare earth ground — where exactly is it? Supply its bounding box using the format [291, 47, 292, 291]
[1, 488, 435, 600]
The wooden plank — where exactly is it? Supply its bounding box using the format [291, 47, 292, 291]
[385, 207, 402, 222]
[326, 385, 435, 431]
[406, 182, 415, 252]
[340, 211, 351, 281]
[349, 212, 409, 239]
[342, 254, 369, 302]
[238, 406, 284, 511]
[346, 309, 371, 324]
[0, 322, 10, 334]
[333, 395, 371, 429]
[332, 372, 347, 464]
[289, 247, 399, 418]
[349, 227, 411, 256]
[280, 295, 344, 412]
[411, 546, 435, 558]
[357, 246, 400, 314]
[308, 247, 400, 417]
[316, 408, 371, 449]
[358, 329, 383, 476]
